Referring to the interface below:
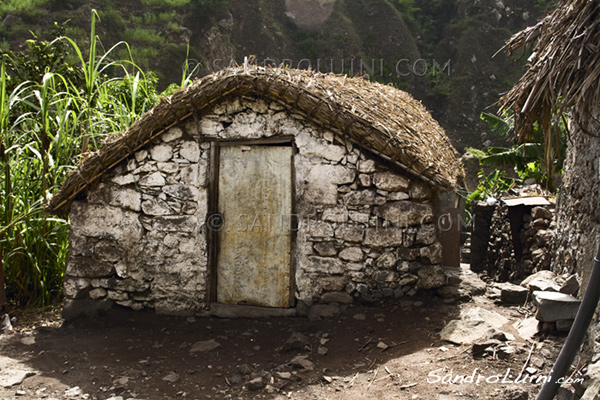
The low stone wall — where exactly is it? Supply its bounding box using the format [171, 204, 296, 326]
[63, 98, 448, 318]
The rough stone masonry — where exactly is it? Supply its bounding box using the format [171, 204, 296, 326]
[63, 98, 448, 318]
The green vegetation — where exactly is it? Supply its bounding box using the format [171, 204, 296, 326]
[0, 11, 178, 307]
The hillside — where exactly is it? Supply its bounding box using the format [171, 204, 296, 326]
[0, 0, 555, 150]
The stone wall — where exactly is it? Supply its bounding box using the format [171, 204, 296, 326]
[484, 201, 555, 282]
[63, 97, 448, 318]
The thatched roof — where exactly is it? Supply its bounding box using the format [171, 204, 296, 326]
[499, 0, 600, 140]
[47, 66, 463, 216]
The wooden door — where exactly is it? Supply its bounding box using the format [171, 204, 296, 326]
[216, 145, 293, 308]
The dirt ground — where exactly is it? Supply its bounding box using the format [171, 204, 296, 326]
[0, 289, 576, 400]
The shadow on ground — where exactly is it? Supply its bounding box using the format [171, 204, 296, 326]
[0, 292, 461, 399]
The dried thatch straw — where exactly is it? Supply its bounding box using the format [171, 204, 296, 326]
[47, 66, 463, 216]
[499, 0, 600, 140]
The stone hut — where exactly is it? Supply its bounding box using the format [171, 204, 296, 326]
[47, 67, 464, 319]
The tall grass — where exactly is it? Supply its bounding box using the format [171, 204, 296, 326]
[0, 10, 166, 307]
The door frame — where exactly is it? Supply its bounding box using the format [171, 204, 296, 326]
[207, 136, 297, 307]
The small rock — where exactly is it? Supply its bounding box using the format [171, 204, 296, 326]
[472, 339, 504, 355]
[514, 317, 539, 341]
[559, 274, 580, 296]
[247, 376, 264, 391]
[281, 332, 310, 352]
[521, 270, 561, 292]
[323, 375, 333, 383]
[20, 336, 36, 346]
[162, 372, 180, 383]
[525, 367, 538, 375]
[498, 345, 517, 359]
[317, 345, 328, 355]
[15, 390, 26, 396]
[113, 376, 129, 386]
[276, 371, 291, 379]
[64, 386, 82, 398]
[190, 339, 221, 353]
[290, 355, 314, 371]
[440, 319, 506, 345]
[353, 313, 366, 320]
[498, 282, 529, 304]
[377, 341, 388, 350]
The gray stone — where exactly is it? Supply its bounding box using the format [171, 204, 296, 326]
[63, 277, 91, 298]
[560, 274, 580, 296]
[514, 317, 539, 341]
[521, 270, 561, 292]
[417, 265, 446, 289]
[409, 182, 431, 200]
[358, 174, 371, 187]
[420, 243, 443, 264]
[374, 201, 434, 227]
[363, 227, 404, 248]
[358, 159, 376, 173]
[322, 206, 349, 223]
[303, 220, 334, 238]
[0, 366, 35, 388]
[134, 149, 148, 162]
[296, 132, 346, 162]
[150, 144, 173, 162]
[415, 224, 437, 245]
[533, 291, 581, 322]
[306, 256, 344, 274]
[376, 252, 398, 269]
[139, 171, 166, 187]
[107, 187, 141, 212]
[110, 174, 136, 186]
[88, 288, 107, 300]
[180, 141, 201, 162]
[335, 225, 365, 242]
[305, 164, 355, 204]
[66, 256, 115, 278]
[343, 190, 377, 206]
[531, 206, 553, 220]
[320, 276, 349, 292]
[163, 184, 199, 201]
[372, 171, 410, 191]
[289, 355, 315, 370]
[141, 198, 172, 216]
[440, 319, 506, 345]
[162, 371, 180, 383]
[308, 304, 340, 320]
[339, 247, 363, 262]
[148, 215, 199, 232]
[321, 292, 353, 304]
[314, 242, 337, 256]
[190, 339, 221, 353]
[499, 282, 529, 304]
[162, 127, 183, 142]
[399, 274, 418, 286]
[437, 266, 487, 300]
[247, 376, 265, 391]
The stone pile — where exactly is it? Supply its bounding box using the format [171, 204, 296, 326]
[473, 195, 556, 282]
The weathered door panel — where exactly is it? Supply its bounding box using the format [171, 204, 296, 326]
[217, 145, 292, 308]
